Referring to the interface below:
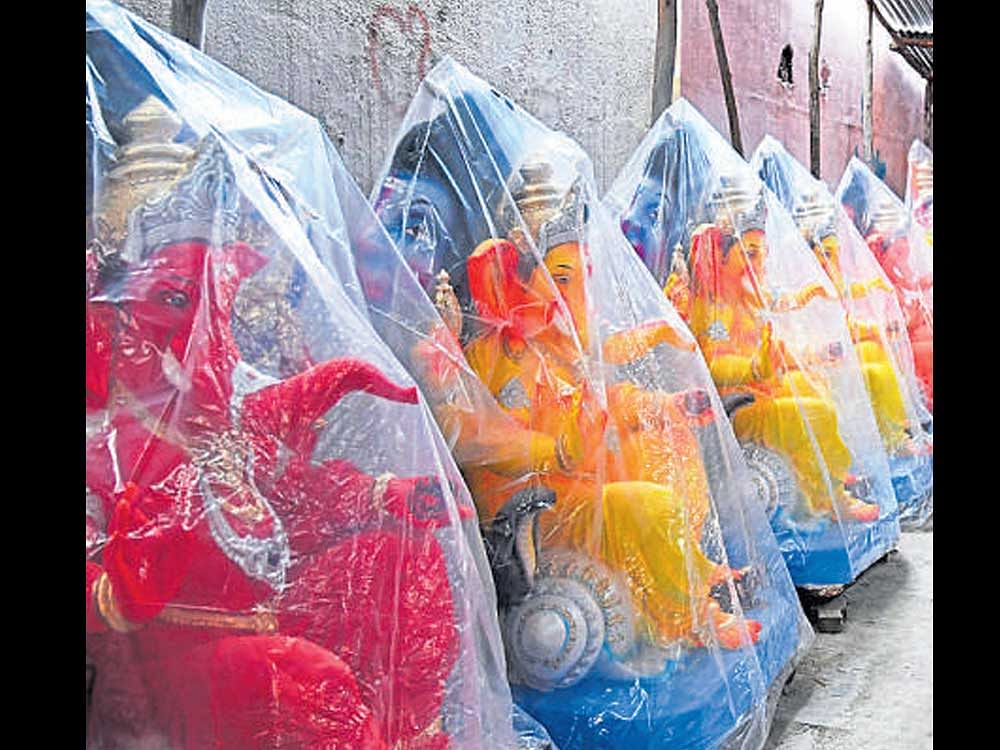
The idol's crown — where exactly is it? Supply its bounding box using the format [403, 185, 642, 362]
[710, 175, 767, 235]
[793, 191, 837, 243]
[506, 156, 587, 253]
[912, 160, 933, 200]
[124, 133, 243, 262]
[869, 199, 904, 235]
[91, 97, 198, 266]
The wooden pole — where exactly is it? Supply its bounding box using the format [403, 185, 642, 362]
[652, 0, 679, 124]
[809, 0, 825, 178]
[862, 0, 874, 163]
[705, 0, 743, 156]
[171, 0, 210, 50]
[924, 77, 933, 150]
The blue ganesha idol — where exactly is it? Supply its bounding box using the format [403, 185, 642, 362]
[360, 58, 810, 750]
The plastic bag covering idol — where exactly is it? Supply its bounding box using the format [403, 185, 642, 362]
[605, 100, 901, 590]
[752, 137, 932, 529]
[359, 57, 810, 750]
[837, 156, 933, 415]
[906, 140, 933, 252]
[84, 3, 544, 748]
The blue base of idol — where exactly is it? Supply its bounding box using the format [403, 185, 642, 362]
[768, 478, 900, 587]
[890, 452, 933, 529]
[512, 577, 801, 749]
[513, 514, 803, 750]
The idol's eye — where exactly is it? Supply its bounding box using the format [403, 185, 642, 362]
[159, 289, 190, 308]
[554, 274, 571, 286]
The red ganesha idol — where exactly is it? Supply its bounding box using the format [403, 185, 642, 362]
[86, 99, 470, 749]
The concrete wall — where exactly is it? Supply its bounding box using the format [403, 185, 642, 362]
[678, 0, 927, 195]
[117, 0, 658, 194]
[112, 0, 926, 197]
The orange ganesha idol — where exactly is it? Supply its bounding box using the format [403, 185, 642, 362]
[680, 187, 878, 524]
[606, 99, 901, 589]
[752, 137, 932, 528]
[457, 162, 752, 653]
[364, 58, 809, 750]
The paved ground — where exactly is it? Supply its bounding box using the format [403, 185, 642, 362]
[766, 528, 933, 750]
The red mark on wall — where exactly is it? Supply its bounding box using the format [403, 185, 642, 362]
[367, 3, 432, 112]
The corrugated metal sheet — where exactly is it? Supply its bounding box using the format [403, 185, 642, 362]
[871, 0, 933, 79]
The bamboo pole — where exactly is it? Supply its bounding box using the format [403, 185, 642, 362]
[652, 0, 679, 124]
[924, 77, 933, 150]
[171, 0, 210, 50]
[705, 0, 743, 156]
[863, 1, 874, 163]
[809, 0, 825, 178]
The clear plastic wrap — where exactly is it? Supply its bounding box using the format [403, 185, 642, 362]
[357, 58, 811, 749]
[85, 4, 535, 748]
[752, 137, 932, 528]
[606, 100, 901, 588]
[906, 140, 933, 252]
[837, 156, 933, 415]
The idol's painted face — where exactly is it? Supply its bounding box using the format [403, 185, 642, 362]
[812, 235, 844, 288]
[95, 241, 266, 401]
[725, 229, 767, 285]
[89, 244, 208, 402]
[534, 241, 589, 350]
[122, 253, 202, 351]
[374, 171, 459, 290]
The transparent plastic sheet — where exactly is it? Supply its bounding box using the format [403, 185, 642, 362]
[906, 140, 933, 253]
[85, 3, 534, 748]
[605, 100, 901, 588]
[357, 58, 811, 750]
[751, 137, 932, 529]
[837, 156, 933, 415]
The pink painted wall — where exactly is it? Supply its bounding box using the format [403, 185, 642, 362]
[679, 0, 926, 196]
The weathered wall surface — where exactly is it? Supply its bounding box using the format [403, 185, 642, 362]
[117, 0, 658, 194]
[678, 0, 926, 195]
[113, 0, 926, 197]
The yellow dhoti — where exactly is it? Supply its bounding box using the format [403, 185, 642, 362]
[533, 477, 718, 646]
[854, 340, 909, 452]
[729, 371, 852, 516]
